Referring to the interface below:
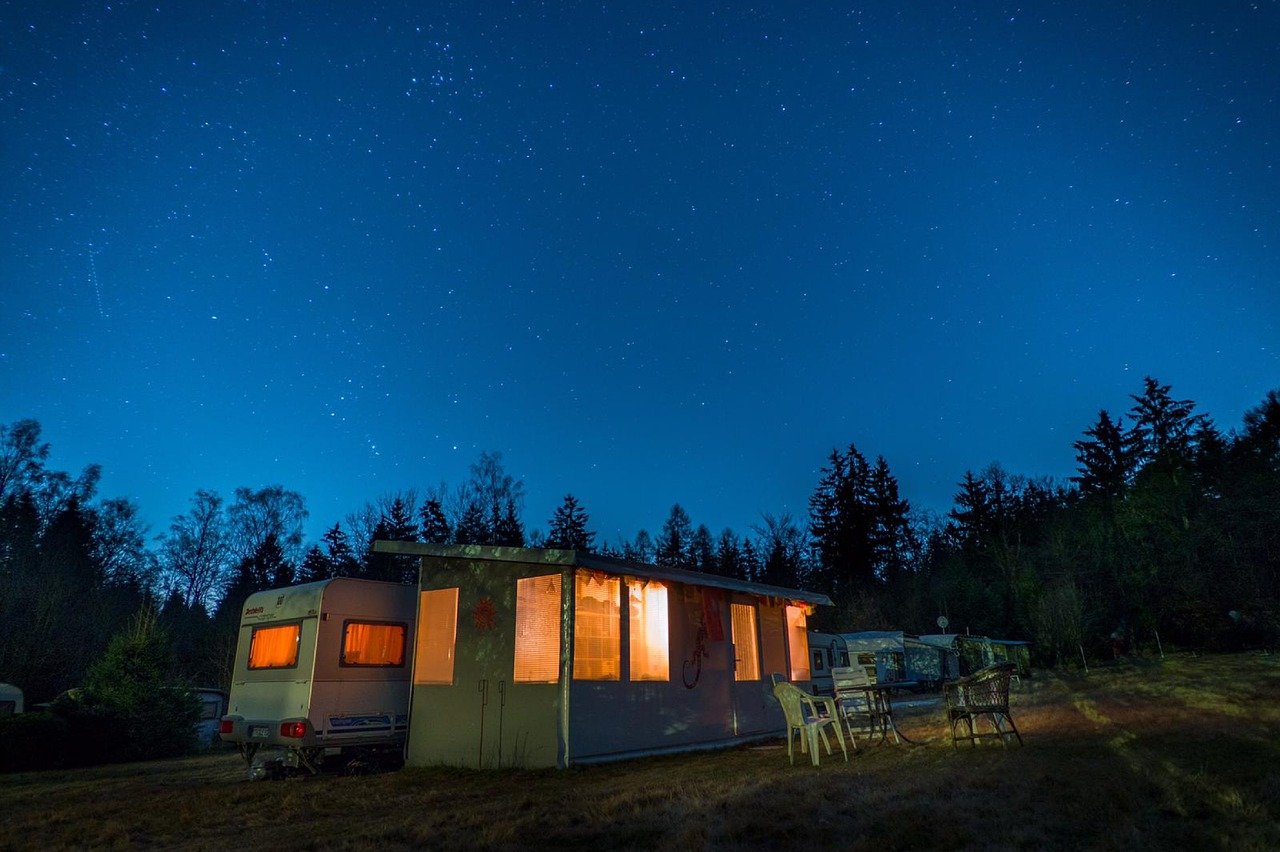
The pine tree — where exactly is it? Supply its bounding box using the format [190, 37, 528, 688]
[655, 504, 694, 568]
[321, 522, 359, 577]
[1128, 376, 1204, 470]
[716, 528, 744, 580]
[869, 456, 913, 589]
[453, 499, 489, 545]
[545, 494, 595, 551]
[689, 524, 716, 573]
[298, 545, 333, 583]
[493, 497, 525, 547]
[419, 498, 451, 544]
[1072, 410, 1136, 499]
[740, 538, 761, 583]
[808, 444, 876, 602]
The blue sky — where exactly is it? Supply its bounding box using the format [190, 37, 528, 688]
[2, 2, 1276, 544]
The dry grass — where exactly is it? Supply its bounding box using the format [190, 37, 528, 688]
[3, 652, 1280, 850]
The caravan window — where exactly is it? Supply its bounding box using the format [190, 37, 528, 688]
[415, 588, 459, 684]
[248, 623, 301, 669]
[574, 572, 620, 680]
[730, 603, 761, 681]
[341, 621, 407, 667]
[514, 574, 562, 683]
[785, 606, 811, 681]
[811, 649, 825, 673]
[628, 580, 669, 681]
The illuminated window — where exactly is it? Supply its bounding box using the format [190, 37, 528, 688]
[514, 574, 562, 683]
[248, 623, 301, 669]
[730, 603, 760, 681]
[574, 572, 620, 680]
[341, 621, 407, 666]
[415, 588, 459, 684]
[628, 581, 669, 681]
[786, 606, 811, 681]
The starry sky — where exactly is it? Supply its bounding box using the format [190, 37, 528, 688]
[2, 2, 1278, 545]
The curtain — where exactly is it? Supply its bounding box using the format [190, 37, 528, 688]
[415, 588, 459, 684]
[248, 623, 301, 669]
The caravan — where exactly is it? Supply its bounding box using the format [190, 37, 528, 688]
[218, 578, 416, 774]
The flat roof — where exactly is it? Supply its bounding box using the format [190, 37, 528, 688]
[373, 541, 834, 606]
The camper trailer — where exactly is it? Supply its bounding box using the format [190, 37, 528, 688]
[218, 578, 416, 774]
[809, 631, 958, 693]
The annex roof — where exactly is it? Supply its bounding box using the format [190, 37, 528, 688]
[373, 541, 834, 607]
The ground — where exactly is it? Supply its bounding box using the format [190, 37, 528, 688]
[2, 653, 1278, 850]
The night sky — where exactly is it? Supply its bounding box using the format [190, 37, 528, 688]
[2, 2, 1277, 545]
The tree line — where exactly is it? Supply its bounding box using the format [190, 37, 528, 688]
[2, 376, 1277, 698]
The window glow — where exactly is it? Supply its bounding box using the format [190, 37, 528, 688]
[730, 603, 761, 681]
[514, 574, 562, 683]
[415, 588, 459, 684]
[248, 623, 301, 669]
[628, 581, 669, 681]
[574, 572, 620, 680]
[342, 622, 407, 666]
[786, 605, 811, 681]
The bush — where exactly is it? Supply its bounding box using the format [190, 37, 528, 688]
[79, 608, 201, 762]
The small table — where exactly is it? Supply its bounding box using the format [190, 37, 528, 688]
[860, 681, 923, 746]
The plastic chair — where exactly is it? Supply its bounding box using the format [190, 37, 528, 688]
[770, 675, 848, 766]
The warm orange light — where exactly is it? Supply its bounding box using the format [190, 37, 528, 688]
[415, 589, 459, 685]
[574, 571, 620, 680]
[342, 622, 406, 666]
[248, 623, 301, 669]
[514, 574, 561, 683]
[730, 603, 761, 681]
[629, 581, 669, 681]
[785, 605, 811, 681]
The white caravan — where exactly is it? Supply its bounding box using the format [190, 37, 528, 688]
[219, 578, 416, 775]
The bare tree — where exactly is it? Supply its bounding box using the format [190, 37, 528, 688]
[160, 490, 230, 610]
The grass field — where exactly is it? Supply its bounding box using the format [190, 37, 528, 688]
[3, 652, 1279, 850]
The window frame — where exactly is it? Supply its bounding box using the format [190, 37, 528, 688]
[247, 621, 303, 671]
[414, 587, 460, 685]
[730, 602, 762, 682]
[514, 573, 563, 684]
[338, 619, 409, 668]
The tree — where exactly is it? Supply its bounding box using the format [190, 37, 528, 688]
[419, 498, 451, 544]
[622, 529, 654, 563]
[80, 607, 200, 761]
[716, 528, 744, 580]
[689, 524, 716, 573]
[227, 485, 308, 565]
[92, 497, 157, 589]
[808, 445, 876, 604]
[160, 490, 229, 610]
[753, 513, 808, 589]
[545, 494, 595, 551]
[868, 456, 914, 593]
[1072, 410, 1136, 499]
[298, 545, 334, 583]
[0, 419, 49, 504]
[321, 522, 360, 577]
[655, 504, 694, 568]
[453, 499, 490, 545]
[1128, 376, 1204, 471]
[493, 497, 525, 547]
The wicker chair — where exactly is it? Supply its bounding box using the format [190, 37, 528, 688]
[770, 675, 848, 766]
[944, 662, 1022, 749]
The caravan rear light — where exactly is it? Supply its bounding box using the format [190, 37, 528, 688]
[218, 719, 234, 735]
[280, 721, 307, 739]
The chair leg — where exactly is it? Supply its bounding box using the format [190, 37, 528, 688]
[787, 728, 795, 765]
[807, 728, 821, 766]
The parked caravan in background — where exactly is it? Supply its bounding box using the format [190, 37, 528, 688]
[808, 632, 955, 693]
[193, 688, 228, 746]
[0, 683, 22, 715]
[218, 578, 416, 776]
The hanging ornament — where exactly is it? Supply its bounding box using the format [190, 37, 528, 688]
[472, 596, 498, 633]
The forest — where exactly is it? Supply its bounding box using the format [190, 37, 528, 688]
[2, 375, 1278, 701]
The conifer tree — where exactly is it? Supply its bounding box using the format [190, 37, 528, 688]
[1072, 410, 1136, 499]
[655, 504, 694, 568]
[419, 498, 452, 544]
[545, 494, 595, 551]
[321, 522, 359, 577]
